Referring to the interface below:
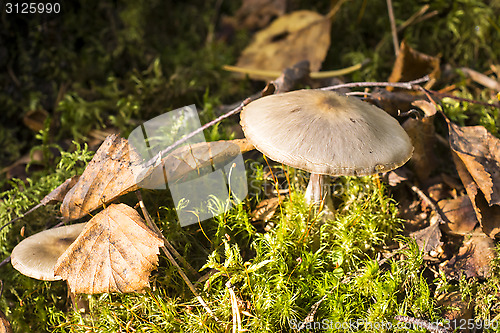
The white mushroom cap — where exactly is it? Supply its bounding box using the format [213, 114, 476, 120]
[240, 89, 413, 176]
[11, 223, 86, 281]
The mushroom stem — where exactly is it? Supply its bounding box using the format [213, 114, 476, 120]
[305, 173, 326, 205]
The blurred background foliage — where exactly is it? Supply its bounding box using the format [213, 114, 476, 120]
[1, 0, 499, 174]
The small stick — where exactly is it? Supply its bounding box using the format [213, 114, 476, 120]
[386, 0, 399, 56]
[397, 5, 429, 32]
[409, 185, 446, 225]
[223, 62, 364, 79]
[226, 281, 242, 333]
[143, 98, 253, 169]
[298, 294, 329, 331]
[321, 75, 429, 91]
[135, 192, 199, 277]
[135, 192, 220, 323]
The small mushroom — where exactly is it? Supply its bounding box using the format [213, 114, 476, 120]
[240, 89, 413, 203]
[11, 223, 86, 281]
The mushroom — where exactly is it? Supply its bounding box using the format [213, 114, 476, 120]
[11, 223, 86, 281]
[240, 89, 413, 204]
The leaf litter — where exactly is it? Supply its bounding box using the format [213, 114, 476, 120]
[448, 121, 500, 237]
[60, 134, 144, 220]
[54, 203, 163, 294]
[235, 10, 331, 80]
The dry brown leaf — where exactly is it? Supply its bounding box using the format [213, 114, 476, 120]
[268, 60, 311, 94]
[366, 89, 422, 117]
[41, 175, 80, 205]
[411, 99, 437, 117]
[410, 219, 443, 253]
[442, 235, 496, 279]
[235, 10, 331, 80]
[437, 291, 473, 331]
[388, 40, 440, 90]
[386, 168, 409, 187]
[449, 123, 500, 205]
[23, 109, 49, 132]
[449, 122, 500, 237]
[0, 310, 13, 333]
[438, 196, 478, 235]
[251, 197, 279, 222]
[60, 134, 144, 220]
[452, 152, 500, 238]
[427, 182, 453, 202]
[234, 0, 286, 30]
[54, 203, 163, 294]
[402, 109, 437, 181]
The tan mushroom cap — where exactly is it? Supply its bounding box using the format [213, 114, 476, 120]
[11, 223, 86, 281]
[240, 89, 413, 176]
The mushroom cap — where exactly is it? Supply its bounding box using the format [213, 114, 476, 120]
[240, 89, 413, 176]
[11, 223, 86, 281]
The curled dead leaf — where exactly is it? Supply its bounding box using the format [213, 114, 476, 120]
[251, 197, 279, 223]
[0, 310, 13, 333]
[60, 134, 144, 220]
[40, 175, 80, 205]
[23, 109, 49, 132]
[442, 235, 496, 279]
[411, 99, 437, 117]
[366, 89, 422, 117]
[54, 203, 164, 294]
[449, 123, 500, 206]
[388, 40, 440, 90]
[438, 196, 478, 235]
[410, 218, 443, 253]
[449, 122, 500, 237]
[403, 113, 436, 181]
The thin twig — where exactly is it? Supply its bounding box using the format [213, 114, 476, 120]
[397, 5, 438, 32]
[409, 185, 446, 225]
[386, 0, 399, 56]
[135, 191, 199, 277]
[143, 98, 252, 169]
[298, 294, 329, 331]
[226, 281, 242, 333]
[135, 191, 220, 323]
[321, 75, 429, 91]
[423, 87, 500, 109]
